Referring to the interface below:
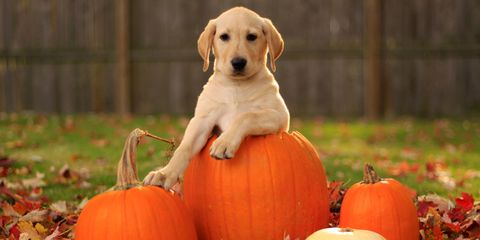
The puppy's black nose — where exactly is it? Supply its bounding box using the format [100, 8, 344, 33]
[231, 57, 247, 71]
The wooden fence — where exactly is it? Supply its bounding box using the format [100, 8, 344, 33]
[1, 0, 479, 117]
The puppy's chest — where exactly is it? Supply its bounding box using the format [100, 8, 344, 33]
[217, 101, 251, 131]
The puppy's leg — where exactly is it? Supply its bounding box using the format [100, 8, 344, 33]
[144, 116, 214, 189]
[210, 109, 288, 159]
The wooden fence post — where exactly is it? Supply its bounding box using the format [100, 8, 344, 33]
[115, 0, 131, 115]
[0, 64, 4, 113]
[365, 0, 383, 120]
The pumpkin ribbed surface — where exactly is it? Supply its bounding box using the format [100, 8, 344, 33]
[75, 129, 197, 240]
[339, 164, 419, 240]
[75, 186, 197, 240]
[184, 131, 329, 240]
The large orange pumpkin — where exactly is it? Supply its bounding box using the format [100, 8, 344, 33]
[184, 131, 329, 240]
[339, 164, 419, 240]
[75, 129, 197, 240]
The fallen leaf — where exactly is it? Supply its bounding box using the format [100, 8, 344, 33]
[444, 222, 461, 233]
[13, 202, 28, 216]
[419, 194, 454, 213]
[29, 155, 43, 163]
[19, 209, 48, 222]
[54, 164, 91, 189]
[455, 193, 474, 212]
[44, 226, 61, 240]
[77, 197, 89, 210]
[2, 202, 21, 218]
[91, 139, 110, 147]
[146, 146, 156, 157]
[401, 147, 421, 160]
[5, 140, 25, 149]
[21, 172, 46, 188]
[0, 156, 14, 167]
[17, 221, 41, 240]
[417, 200, 437, 217]
[69, 154, 81, 162]
[50, 201, 68, 214]
[15, 167, 30, 176]
[62, 116, 76, 132]
[417, 193, 479, 239]
[0, 166, 9, 177]
[448, 207, 466, 222]
[388, 161, 419, 176]
[34, 223, 47, 234]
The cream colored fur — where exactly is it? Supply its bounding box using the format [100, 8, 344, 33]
[144, 7, 290, 189]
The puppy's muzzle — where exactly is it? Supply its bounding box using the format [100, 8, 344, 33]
[231, 57, 247, 72]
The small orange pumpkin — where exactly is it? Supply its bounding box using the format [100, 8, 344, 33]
[75, 129, 197, 240]
[339, 164, 419, 240]
[184, 131, 329, 240]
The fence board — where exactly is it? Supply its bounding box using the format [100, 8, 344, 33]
[31, 64, 56, 112]
[467, 59, 480, 112]
[467, 0, 480, 44]
[385, 59, 413, 116]
[276, 60, 300, 116]
[430, 0, 466, 46]
[132, 62, 171, 114]
[4, 63, 13, 112]
[75, 64, 92, 113]
[57, 63, 76, 113]
[0, 63, 3, 111]
[0, 1, 7, 51]
[331, 58, 363, 117]
[306, 59, 332, 116]
[0, 0, 479, 117]
[12, 62, 26, 112]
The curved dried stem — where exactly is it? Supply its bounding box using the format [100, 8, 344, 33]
[144, 131, 175, 146]
[362, 163, 382, 184]
[116, 128, 175, 188]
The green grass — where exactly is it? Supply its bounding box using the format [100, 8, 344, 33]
[1, 114, 479, 201]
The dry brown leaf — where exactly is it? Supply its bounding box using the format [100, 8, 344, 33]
[21, 172, 46, 188]
[20, 209, 48, 222]
[5, 140, 25, 149]
[77, 197, 89, 211]
[418, 194, 454, 213]
[17, 221, 41, 240]
[34, 223, 47, 234]
[50, 201, 68, 214]
[2, 202, 21, 218]
[44, 226, 61, 240]
[91, 139, 110, 147]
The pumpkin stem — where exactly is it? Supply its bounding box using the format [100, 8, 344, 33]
[339, 228, 354, 232]
[116, 128, 174, 188]
[362, 163, 382, 184]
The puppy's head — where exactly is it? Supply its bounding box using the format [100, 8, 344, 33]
[198, 7, 284, 78]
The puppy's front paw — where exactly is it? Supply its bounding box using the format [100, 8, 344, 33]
[210, 134, 241, 160]
[143, 167, 179, 189]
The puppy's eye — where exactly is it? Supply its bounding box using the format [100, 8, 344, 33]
[220, 33, 230, 41]
[246, 33, 257, 41]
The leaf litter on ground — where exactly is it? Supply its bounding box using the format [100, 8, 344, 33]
[0, 156, 89, 239]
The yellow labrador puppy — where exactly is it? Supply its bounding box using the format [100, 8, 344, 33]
[144, 7, 290, 188]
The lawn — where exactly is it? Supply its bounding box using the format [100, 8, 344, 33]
[1, 114, 479, 202]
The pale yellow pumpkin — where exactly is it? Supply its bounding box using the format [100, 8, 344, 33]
[307, 228, 386, 240]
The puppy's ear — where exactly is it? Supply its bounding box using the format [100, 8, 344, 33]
[262, 18, 284, 72]
[198, 19, 216, 72]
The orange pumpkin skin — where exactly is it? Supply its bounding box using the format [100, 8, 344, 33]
[184, 132, 329, 240]
[75, 186, 197, 240]
[75, 129, 197, 240]
[339, 165, 419, 240]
